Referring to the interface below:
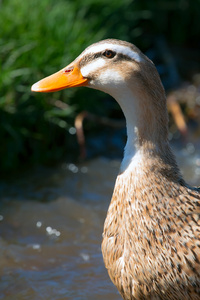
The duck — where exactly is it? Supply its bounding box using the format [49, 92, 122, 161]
[31, 39, 200, 300]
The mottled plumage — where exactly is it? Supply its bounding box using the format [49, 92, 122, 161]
[32, 39, 200, 299]
[102, 154, 200, 299]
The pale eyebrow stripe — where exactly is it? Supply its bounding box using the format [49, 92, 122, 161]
[82, 43, 143, 63]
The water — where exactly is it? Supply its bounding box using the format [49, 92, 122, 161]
[0, 145, 200, 300]
[0, 158, 121, 300]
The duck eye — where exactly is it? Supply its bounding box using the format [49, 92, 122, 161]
[103, 50, 115, 59]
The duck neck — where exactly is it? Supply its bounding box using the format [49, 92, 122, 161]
[113, 88, 180, 176]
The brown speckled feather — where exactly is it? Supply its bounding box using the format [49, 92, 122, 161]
[102, 156, 200, 299]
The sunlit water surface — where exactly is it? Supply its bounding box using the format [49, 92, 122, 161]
[0, 144, 200, 300]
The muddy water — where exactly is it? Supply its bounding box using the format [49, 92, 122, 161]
[0, 145, 200, 300]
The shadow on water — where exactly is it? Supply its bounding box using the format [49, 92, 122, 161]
[0, 143, 200, 299]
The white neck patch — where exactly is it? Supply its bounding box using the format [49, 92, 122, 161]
[81, 43, 143, 63]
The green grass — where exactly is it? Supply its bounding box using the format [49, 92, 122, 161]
[0, 0, 106, 171]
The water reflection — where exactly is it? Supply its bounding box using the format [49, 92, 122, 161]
[0, 145, 200, 299]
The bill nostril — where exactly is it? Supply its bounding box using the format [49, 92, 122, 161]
[64, 67, 74, 73]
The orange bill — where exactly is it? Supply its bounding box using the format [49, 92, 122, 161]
[31, 64, 88, 93]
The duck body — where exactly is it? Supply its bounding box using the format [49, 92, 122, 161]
[32, 39, 200, 299]
[102, 153, 200, 299]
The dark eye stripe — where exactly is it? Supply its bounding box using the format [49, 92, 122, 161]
[117, 53, 135, 62]
[80, 51, 136, 68]
[93, 52, 102, 59]
[80, 52, 102, 68]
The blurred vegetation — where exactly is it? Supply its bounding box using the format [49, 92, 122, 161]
[0, 0, 200, 173]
